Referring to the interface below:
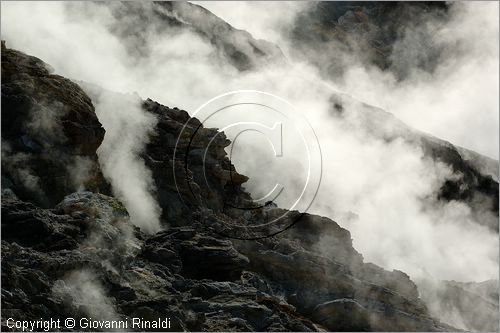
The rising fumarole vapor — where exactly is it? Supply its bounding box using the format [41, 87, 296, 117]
[1, 1, 498, 332]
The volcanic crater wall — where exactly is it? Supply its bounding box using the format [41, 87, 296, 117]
[0, 43, 492, 332]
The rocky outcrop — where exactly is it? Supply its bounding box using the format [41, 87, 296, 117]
[1, 192, 452, 331]
[329, 94, 499, 232]
[1, 192, 141, 330]
[2, 195, 81, 251]
[82, 1, 284, 72]
[233, 212, 449, 331]
[158, 2, 285, 71]
[290, 2, 499, 232]
[144, 228, 250, 281]
[1, 41, 109, 208]
[0, 46, 468, 332]
[1, 193, 322, 332]
[141, 98, 252, 222]
[291, 2, 449, 79]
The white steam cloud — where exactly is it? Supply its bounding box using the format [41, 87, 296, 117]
[53, 270, 120, 324]
[193, 1, 308, 44]
[2, 3, 498, 329]
[337, 2, 499, 159]
[90, 89, 162, 234]
[200, 1, 500, 159]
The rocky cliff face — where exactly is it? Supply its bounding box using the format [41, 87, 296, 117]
[74, 1, 285, 73]
[288, 2, 499, 233]
[291, 2, 450, 79]
[1, 45, 462, 331]
[1, 41, 109, 208]
[328, 94, 499, 232]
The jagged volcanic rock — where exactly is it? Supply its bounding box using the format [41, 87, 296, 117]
[141, 98, 252, 221]
[0, 45, 482, 332]
[71, 1, 284, 72]
[1, 41, 109, 208]
[329, 94, 499, 232]
[291, 2, 449, 79]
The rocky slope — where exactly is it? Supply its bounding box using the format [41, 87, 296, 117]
[0, 44, 465, 331]
[287, 2, 499, 233]
[291, 2, 450, 79]
[70, 1, 285, 73]
[328, 93, 499, 232]
[1, 41, 109, 208]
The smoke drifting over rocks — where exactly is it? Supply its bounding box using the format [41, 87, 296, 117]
[0, 42, 108, 207]
[1, 1, 498, 332]
[202, 1, 499, 159]
[83, 85, 163, 234]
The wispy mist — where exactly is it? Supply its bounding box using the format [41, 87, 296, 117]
[89, 89, 162, 234]
[200, 1, 499, 159]
[2, 2, 497, 319]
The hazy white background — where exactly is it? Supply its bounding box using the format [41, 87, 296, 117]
[1, 1, 498, 287]
[197, 1, 499, 159]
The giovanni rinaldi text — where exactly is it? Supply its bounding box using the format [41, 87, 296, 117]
[6, 317, 172, 331]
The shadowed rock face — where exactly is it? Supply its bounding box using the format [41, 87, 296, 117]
[141, 98, 252, 221]
[291, 2, 449, 79]
[291, 2, 499, 233]
[329, 94, 499, 232]
[1, 41, 109, 208]
[233, 212, 450, 331]
[71, 1, 284, 72]
[0, 45, 462, 332]
[158, 2, 285, 71]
